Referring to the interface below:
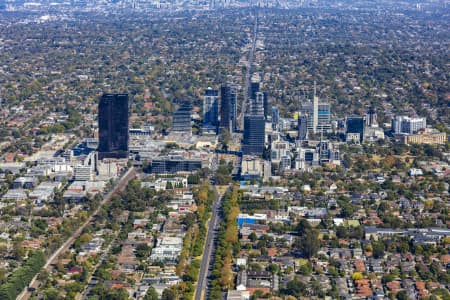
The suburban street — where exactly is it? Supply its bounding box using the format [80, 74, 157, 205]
[195, 184, 222, 300]
[80, 230, 120, 300]
[17, 167, 137, 300]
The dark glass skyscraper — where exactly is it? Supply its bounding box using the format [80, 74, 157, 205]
[243, 80, 266, 155]
[220, 83, 237, 132]
[98, 93, 129, 159]
[346, 116, 365, 143]
[172, 103, 192, 134]
[242, 115, 265, 156]
[250, 81, 260, 102]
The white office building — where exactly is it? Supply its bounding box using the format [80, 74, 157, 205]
[392, 116, 426, 134]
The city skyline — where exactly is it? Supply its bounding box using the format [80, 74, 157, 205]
[0, 3, 448, 300]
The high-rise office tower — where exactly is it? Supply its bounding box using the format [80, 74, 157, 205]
[172, 103, 192, 134]
[98, 93, 129, 160]
[203, 88, 219, 132]
[271, 106, 279, 131]
[250, 92, 265, 116]
[263, 91, 269, 120]
[299, 82, 331, 134]
[391, 116, 403, 134]
[300, 101, 331, 133]
[250, 81, 260, 102]
[220, 83, 237, 132]
[243, 115, 265, 156]
[317, 103, 331, 132]
[346, 116, 365, 143]
[366, 106, 378, 127]
[298, 114, 308, 140]
[250, 80, 268, 119]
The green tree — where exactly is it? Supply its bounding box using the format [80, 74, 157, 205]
[162, 286, 179, 300]
[296, 219, 312, 236]
[135, 244, 151, 259]
[43, 288, 59, 300]
[297, 228, 320, 258]
[249, 232, 258, 243]
[219, 129, 231, 151]
[165, 181, 173, 190]
[282, 277, 307, 298]
[336, 225, 349, 239]
[144, 286, 158, 300]
[215, 164, 232, 185]
[0, 268, 6, 284]
[372, 241, 385, 259]
[340, 204, 354, 218]
[396, 290, 409, 300]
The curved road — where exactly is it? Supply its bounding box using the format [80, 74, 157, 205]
[17, 167, 137, 300]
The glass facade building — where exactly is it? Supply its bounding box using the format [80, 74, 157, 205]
[346, 116, 365, 143]
[172, 103, 192, 134]
[98, 93, 129, 159]
[203, 88, 219, 132]
[220, 83, 237, 132]
[243, 115, 265, 156]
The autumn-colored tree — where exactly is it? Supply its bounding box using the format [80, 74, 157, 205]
[352, 272, 363, 280]
[79, 233, 92, 244]
[219, 252, 234, 289]
[382, 155, 396, 170]
[225, 223, 238, 244]
[197, 190, 208, 206]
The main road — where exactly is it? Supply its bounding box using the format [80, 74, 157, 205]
[194, 184, 222, 300]
[238, 10, 259, 130]
[17, 167, 137, 300]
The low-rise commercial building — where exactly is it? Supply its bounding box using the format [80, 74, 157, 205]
[401, 129, 446, 145]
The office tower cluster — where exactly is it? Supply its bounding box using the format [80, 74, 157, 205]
[344, 107, 385, 143]
[390, 115, 445, 145]
[202, 83, 238, 134]
[295, 141, 340, 171]
[201, 83, 238, 134]
[201, 80, 268, 156]
[98, 93, 129, 160]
